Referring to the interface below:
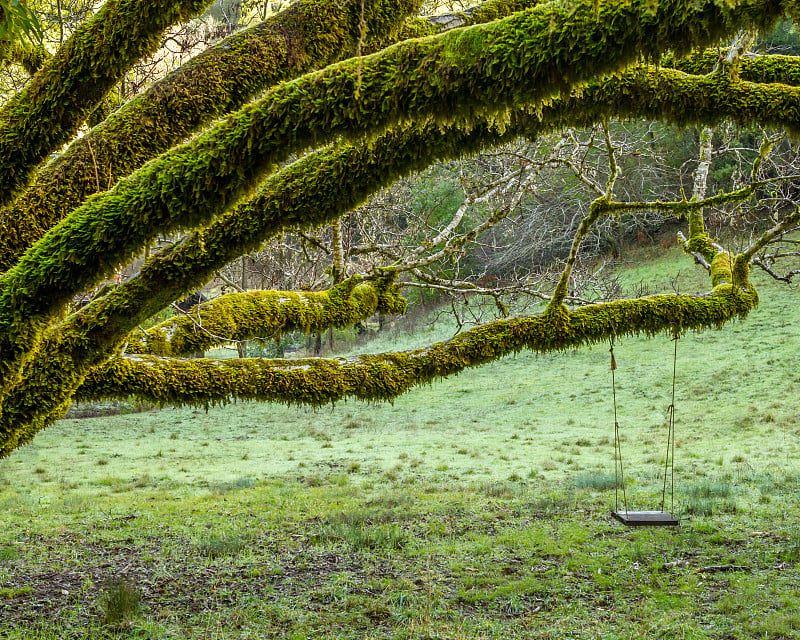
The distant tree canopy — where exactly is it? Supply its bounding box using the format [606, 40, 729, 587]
[2, 0, 800, 457]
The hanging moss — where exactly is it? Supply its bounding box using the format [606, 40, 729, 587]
[671, 49, 800, 87]
[0, 0, 422, 272]
[0, 40, 48, 75]
[125, 277, 405, 357]
[0, 0, 214, 210]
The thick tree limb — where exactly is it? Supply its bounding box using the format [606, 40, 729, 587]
[75, 286, 758, 409]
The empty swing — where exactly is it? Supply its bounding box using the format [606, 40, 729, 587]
[609, 333, 679, 527]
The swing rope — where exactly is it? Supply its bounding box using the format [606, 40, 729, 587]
[611, 332, 678, 518]
[610, 337, 628, 515]
[660, 333, 678, 514]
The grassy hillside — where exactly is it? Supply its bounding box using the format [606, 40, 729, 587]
[1, 247, 799, 638]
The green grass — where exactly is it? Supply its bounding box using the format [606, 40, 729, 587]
[1, 247, 800, 638]
[102, 578, 142, 628]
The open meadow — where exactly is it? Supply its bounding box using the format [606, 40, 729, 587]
[2, 247, 800, 639]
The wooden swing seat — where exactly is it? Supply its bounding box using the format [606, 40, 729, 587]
[611, 510, 679, 527]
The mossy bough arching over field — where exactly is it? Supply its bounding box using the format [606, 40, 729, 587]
[0, 88, 766, 457]
[79, 283, 757, 408]
[0, 0, 798, 457]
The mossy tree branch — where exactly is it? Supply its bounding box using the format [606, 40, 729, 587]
[596, 175, 800, 218]
[75, 286, 758, 409]
[125, 277, 406, 358]
[549, 119, 620, 310]
[738, 205, 800, 265]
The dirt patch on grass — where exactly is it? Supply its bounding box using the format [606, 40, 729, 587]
[1, 528, 402, 632]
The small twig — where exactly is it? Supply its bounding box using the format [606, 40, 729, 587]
[661, 560, 690, 571]
[601, 117, 620, 200]
[739, 204, 800, 264]
[215, 271, 244, 292]
[752, 258, 800, 283]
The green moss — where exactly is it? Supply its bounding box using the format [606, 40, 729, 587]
[672, 49, 800, 87]
[0, 40, 48, 74]
[710, 251, 733, 287]
[465, 0, 545, 25]
[732, 254, 752, 286]
[687, 233, 719, 264]
[371, 17, 436, 48]
[125, 277, 405, 357]
[366, 1, 543, 55]
[0, 323, 122, 457]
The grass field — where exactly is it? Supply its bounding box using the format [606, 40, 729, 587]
[2, 247, 800, 638]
